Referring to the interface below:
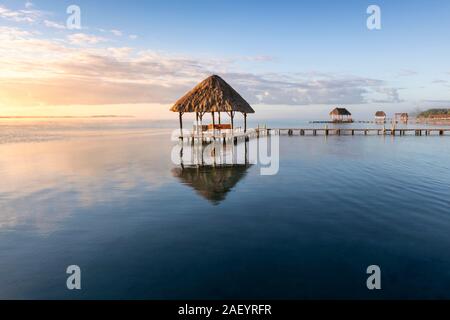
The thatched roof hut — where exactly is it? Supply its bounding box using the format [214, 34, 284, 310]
[375, 111, 386, 117]
[330, 108, 352, 116]
[330, 108, 353, 122]
[170, 75, 255, 134]
[395, 113, 409, 122]
[171, 75, 255, 114]
[172, 165, 251, 205]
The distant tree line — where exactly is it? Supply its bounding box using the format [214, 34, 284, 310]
[417, 108, 450, 118]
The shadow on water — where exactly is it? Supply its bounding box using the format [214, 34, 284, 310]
[172, 164, 252, 205]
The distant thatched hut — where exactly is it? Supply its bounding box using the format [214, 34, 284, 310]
[330, 108, 353, 123]
[375, 111, 386, 122]
[395, 113, 409, 123]
[170, 75, 255, 134]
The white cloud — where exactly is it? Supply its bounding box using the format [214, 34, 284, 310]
[67, 33, 108, 46]
[111, 29, 123, 37]
[25, 2, 34, 9]
[0, 25, 404, 107]
[396, 69, 418, 77]
[129, 34, 138, 40]
[0, 4, 43, 23]
[44, 19, 66, 30]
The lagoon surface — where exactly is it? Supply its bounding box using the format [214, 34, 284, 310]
[1, 119, 450, 299]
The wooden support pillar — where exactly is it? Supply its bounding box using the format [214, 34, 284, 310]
[231, 112, 235, 130]
[288, 129, 293, 136]
[244, 113, 247, 133]
[195, 112, 199, 135]
[218, 112, 221, 125]
[179, 112, 184, 140]
[440, 130, 444, 136]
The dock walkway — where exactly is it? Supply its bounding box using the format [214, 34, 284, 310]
[178, 127, 450, 144]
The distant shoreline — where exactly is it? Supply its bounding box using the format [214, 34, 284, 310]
[0, 115, 135, 119]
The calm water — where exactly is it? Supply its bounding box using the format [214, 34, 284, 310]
[1, 119, 450, 299]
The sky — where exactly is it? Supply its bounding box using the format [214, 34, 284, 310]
[1, 0, 450, 119]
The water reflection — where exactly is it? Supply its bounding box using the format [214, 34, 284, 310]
[173, 140, 251, 167]
[171, 139, 254, 204]
[172, 164, 252, 205]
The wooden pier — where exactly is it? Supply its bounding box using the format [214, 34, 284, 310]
[178, 127, 450, 144]
[273, 128, 450, 137]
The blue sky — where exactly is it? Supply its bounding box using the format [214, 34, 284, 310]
[1, 0, 450, 118]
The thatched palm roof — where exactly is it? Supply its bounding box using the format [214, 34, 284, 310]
[170, 75, 255, 114]
[330, 108, 352, 116]
[172, 164, 251, 205]
[375, 111, 386, 117]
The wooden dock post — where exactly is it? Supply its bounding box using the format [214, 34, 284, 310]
[440, 130, 444, 136]
[288, 129, 293, 136]
[300, 129, 305, 136]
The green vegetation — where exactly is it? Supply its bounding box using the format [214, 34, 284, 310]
[418, 109, 450, 118]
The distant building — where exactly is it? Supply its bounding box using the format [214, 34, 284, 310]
[395, 113, 409, 123]
[330, 108, 353, 123]
[375, 111, 386, 122]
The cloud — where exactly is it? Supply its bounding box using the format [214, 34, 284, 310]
[396, 69, 418, 77]
[44, 19, 66, 30]
[129, 34, 138, 40]
[25, 2, 34, 9]
[224, 73, 401, 105]
[0, 4, 43, 23]
[432, 79, 448, 84]
[0, 25, 403, 107]
[422, 99, 450, 104]
[67, 33, 108, 45]
[371, 87, 403, 103]
[111, 29, 123, 37]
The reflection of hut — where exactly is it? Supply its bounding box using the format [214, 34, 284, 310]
[375, 111, 386, 122]
[170, 75, 255, 135]
[330, 108, 353, 123]
[172, 165, 251, 205]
